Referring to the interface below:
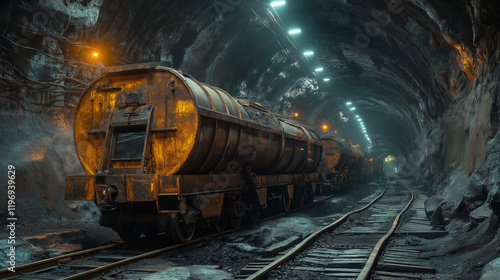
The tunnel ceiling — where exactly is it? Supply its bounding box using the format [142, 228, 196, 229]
[2, 0, 498, 163]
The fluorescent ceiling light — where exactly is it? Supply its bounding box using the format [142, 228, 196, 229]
[323, 78, 330, 81]
[289, 28, 301, 35]
[350, 107, 356, 111]
[271, 1, 286, 7]
[315, 67, 324, 72]
[304, 51, 314, 56]
[346, 102, 352, 105]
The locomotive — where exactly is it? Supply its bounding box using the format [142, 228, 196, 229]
[65, 63, 371, 243]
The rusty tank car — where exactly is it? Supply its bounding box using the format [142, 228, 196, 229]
[320, 136, 365, 186]
[65, 63, 323, 242]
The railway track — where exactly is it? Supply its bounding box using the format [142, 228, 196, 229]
[235, 183, 443, 280]
[2, 183, 443, 280]
[0, 191, 343, 280]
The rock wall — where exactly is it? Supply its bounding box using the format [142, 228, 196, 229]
[0, 104, 97, 223]
[416, 0, 500, 229]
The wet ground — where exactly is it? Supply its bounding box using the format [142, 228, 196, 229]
[0, 219, 119, 269]
[0, 179, 382, 278]
[90, 181, 384, 279]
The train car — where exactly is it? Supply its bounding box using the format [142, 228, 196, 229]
[65, 63, 322, 242]
[371, 157, 384, 178]
[319, 136, 365, 188]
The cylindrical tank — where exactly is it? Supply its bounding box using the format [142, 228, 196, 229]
[320, 136, 364, 172]
[73, 64, 322, 176]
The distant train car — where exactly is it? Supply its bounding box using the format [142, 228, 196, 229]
[65, 63, 323, 243]
[319, 136, 365, 187]
[372, 158, 384, 178]
[362, 157, 383, 179]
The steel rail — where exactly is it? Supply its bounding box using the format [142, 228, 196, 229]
[58, 192, 342, 280]
[244, 186, 389, 280]
[1, 193, 340, 280]
[0, 243, 124, 279]
[59, 237, 211, 280]
[356, 185, 414, 280]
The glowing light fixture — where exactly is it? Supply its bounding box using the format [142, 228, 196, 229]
[323, 78, 330, 82]
[289, 28, 301, 35]
[271, 1, 286, 7]
[346, 102, 352, 105]
[322, 125, 328, 130]
[385, 155, 397, 162]
[350, 107, 356, 111]
[304, 51, 314, 56]
[315, 67, 324, 72]
[92, 52, 99, 57]
[294, 112, 299, 117]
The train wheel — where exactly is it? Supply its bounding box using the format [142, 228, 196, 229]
[280, 189, 291, 212]
[116, 224, 141, 243]
[245, 199, 260, 225]
[230, 200, 245, 229]
[317, 185, 323, 196]
[170, 213, 195, 243]
[294, 191, 305, 209]
[142, 225, 159, 239]
[211, 215, 228, 233]
[230, 216, 242, 229]
[305, 188, 314, 204]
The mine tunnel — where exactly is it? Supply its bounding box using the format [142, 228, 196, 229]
[1, 0, 500, 279]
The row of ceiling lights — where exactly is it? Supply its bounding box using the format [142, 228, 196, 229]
[271, 1, 331, 82]
[346, 102, 371, 143]
[271, 1, 370, 144]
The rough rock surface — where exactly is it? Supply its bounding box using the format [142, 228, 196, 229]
[0, 105, 99, 224]
[425, 131, 500, 232]
[481, 257, 500, 280]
